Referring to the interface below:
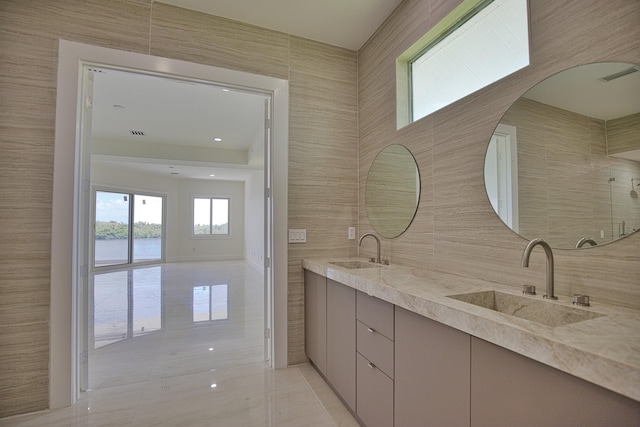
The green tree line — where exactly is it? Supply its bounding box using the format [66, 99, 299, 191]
[95, 221, 162, 240]
[193, 223, 229, 235]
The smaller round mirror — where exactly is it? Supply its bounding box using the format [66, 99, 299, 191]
[365, 144, 421, 238]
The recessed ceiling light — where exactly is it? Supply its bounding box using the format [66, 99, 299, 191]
[213, 137, 222, 142]
[222, 88, 230, 92]
[209, 174, 215, 177]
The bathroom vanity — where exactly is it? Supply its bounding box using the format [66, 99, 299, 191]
[303, 259, 640, 427]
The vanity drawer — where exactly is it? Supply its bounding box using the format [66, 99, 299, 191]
[357, 291, 394, 340]
[357, 320, 394, 378]
[357, 352, 394, 427]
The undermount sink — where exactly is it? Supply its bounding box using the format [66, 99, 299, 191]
[447, 290, 605, 327]
[329, 261, 381, 269]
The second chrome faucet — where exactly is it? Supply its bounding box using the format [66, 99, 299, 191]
[358, 232, 381, 264]
[521, 238, 557, 300]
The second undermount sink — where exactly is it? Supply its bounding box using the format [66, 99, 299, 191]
[447, 290, 605, 327]
[329, 261, 381, 269]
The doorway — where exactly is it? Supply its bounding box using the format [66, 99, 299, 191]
[79, 65, 269, 393]
[52, 40, 289, 409]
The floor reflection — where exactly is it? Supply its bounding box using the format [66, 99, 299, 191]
[92, 267, 163, 349]
[88, 260, 263, 391]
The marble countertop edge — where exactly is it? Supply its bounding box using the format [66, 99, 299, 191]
[302, 257, 640, 402]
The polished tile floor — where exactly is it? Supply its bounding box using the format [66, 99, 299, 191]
[2, 261, 357, 426]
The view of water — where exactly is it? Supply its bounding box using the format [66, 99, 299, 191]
[95, 238, 161, 266]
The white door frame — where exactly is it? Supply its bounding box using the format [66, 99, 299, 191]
[52, 39, 289, 409]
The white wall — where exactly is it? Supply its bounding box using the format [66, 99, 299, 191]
[244, 170, 265, 272]
[177, 179, 245, 261]
[91, 163, 251, 262]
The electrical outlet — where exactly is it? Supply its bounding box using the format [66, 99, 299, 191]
[348, 227, 356, 239]
[288, 229, 307, 243]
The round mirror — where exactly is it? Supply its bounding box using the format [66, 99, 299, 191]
[366, 144, 421, 238]
[484, 62, 640, 249]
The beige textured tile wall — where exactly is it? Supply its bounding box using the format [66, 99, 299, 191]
[358, 0, 640, 312]
[608, 113, 640, 155]
[0, 0, 357, 417]
[287, 36, 358, 363]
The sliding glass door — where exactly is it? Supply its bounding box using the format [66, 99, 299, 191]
[94, 190, 164, 268]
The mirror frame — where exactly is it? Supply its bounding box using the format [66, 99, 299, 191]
[365, 144, 421, 239]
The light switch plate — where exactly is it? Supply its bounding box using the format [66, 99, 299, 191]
[288, 229, 307, 243]
[348, 227, 356, 239]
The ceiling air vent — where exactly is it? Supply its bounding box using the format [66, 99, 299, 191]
[129, 130, 145, 136]
[598, 66, 639, 82]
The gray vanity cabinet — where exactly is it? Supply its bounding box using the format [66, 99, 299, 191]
[394, 306, 471, 427]
[356, 291, 395, 427]
[304, 270, 327, 375]
[326, 279, 356, 412]
[470, 337, 640, 427]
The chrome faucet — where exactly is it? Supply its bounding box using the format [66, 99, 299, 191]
[575, 236, 597, 248]
[521, 238, 557, 300]
[358, 233, 381, 264]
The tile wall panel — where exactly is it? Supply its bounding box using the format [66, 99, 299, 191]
[0, 1, 357, 417]
[608, 113, 640, 155]
[0, 323, 50, 417]
[358, 0, 640, 312]
[150, 3, 290, 80]
[288, 37, 358, 364]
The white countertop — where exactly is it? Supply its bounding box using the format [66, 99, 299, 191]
[303, 257, 640, 402]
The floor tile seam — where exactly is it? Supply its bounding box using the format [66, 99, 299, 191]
[293, 364, 343, 427]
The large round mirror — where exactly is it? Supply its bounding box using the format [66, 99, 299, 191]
[484, 62, 640, 249]
[366, 144, 420, 238]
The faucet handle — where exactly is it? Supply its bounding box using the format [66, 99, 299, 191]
[522, 285, 536, 295]
[573, 294, 590, 307]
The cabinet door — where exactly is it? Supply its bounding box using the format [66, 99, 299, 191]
[304, 270, 326, 375]
[326, 279, 356, 412]
[394, 307, 470, 427]
[357, 353, 394, 427]
[471, 337, 640, 427]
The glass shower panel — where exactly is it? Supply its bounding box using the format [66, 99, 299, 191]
[610, 167, 640, 238]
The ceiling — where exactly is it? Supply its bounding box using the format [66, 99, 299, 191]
[523, 62, 640, 121]
[91, 68, 268, 180]
[158, 0, 404, 51]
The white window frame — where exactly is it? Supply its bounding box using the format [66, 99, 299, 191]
[191, 196, 231, 238]
[396, 0, 530, 128]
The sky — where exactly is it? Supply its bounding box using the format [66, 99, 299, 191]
[95, 192, 163, 224]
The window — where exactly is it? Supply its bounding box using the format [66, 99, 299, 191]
[192, 197, 229, 236]
[94, 190, 164, 267]
[397, 0, 530, 127]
